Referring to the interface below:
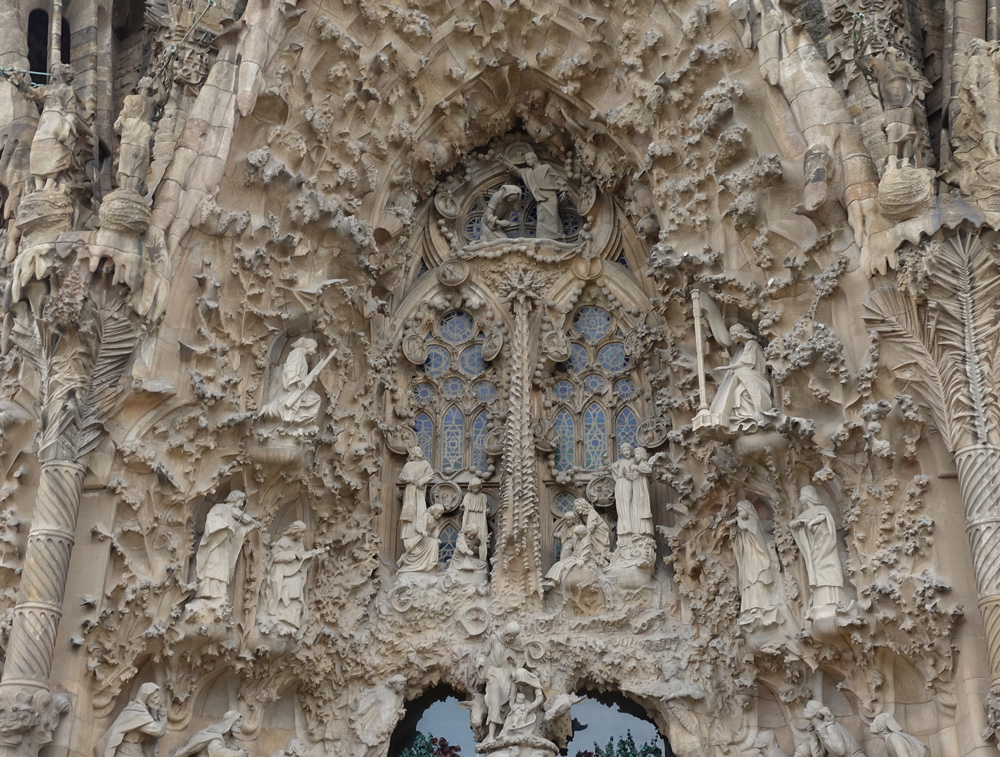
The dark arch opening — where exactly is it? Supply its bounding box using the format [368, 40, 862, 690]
[27, 12, 71, 85]
[566, 689, 672, 757]
[27, 10, 48, 84]
[388, 684, 475, 756]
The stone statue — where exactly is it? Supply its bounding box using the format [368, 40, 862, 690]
[257, 521, 325, 635]
[610, 445, 661, 538]
[460, 477, 489, 560]
[545, 518, 588, 589]
[171, 711, 248, 757]
[96, 683, 166, 757]
[572, 498, 610, 561]
[869, 714, 929, 757]
[953, 39, 1000, 160]
[801, 701, 864, 757]
[349, 675, 407, 755]
[505, 151, 565, 239]
[709, 324, 772, 433]
[398, 445, 435, 556]
[483, 184, 521, 239]
[114, 78, 156, 195]
[261, 338, 334, 428]
[789, 486, 845, 616]
[498, 689, 544, 741]
[25, 62, 91, 192]
[870, 49, 930, 168]
[476, 622, 543, 741]
[447, 523, 487, 581]
[754, 730, 789, 757]
[398, 502, 445, 573]
[731, 500, 782, 628]
[193, 492, 259, 609]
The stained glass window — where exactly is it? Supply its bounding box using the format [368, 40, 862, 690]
[459, 344, 486, 376]
[556, 343, 589, 374]
[597, 342, 629, 373]
[614, 379, 637, 401]
[441, 406, 464, 472]
[473, 381, 497, 403]
[439, 311, 475, 344]
[423, 346, 451, 378]
[472, 411, 489, 471]
[583, 373, 607, 395]
[553, 491, 575, 514]
[554, 409, 575, 472]
[443, 377, 464, 400]
[413, 383, 435, 404]
[616, 407, 638, 452]
[439, 524, 458, 566]
[414, 413, 433, 453]
[552, 380, 574, 401]
[583, 403, 607, 469]
[573, 306, 613, 343]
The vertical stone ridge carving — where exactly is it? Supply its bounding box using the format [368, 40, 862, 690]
[495, 270, 543, 606]
[864, 229, 1000, 724]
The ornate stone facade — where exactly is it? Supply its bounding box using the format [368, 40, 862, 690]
[0, 0, 996, 754]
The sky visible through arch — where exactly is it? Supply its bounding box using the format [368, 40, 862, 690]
[402, 695, 665, 755]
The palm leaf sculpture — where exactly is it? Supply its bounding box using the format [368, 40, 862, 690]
[863, 230, 1000, 716]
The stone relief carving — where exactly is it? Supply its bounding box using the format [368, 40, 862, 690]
[731, 500, 783, 630]
[257, 521, 325, 636]
[789, 487, 847, 621]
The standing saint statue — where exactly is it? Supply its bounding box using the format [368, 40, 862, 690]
[96, 683, 166, 757]
[257, 521, 325, 635]
[731, 500, 782, 628]
[171, 711, 248, 757]
[460, 477, 489, 560]
[193, 491, 259, 608]
[24, 62, 92, 193]
[611, 444, 660, 538]
[114, 77, 157, 195]
[476, 622, 543, 742]
[508, 151, 565, 239]
[261, 338, 334, 427]
[399, 445, 435, 534]
[709, 323, 773, 433]
[789, 486, 846, 616]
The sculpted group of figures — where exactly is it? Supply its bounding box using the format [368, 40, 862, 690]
[186, 490, 326, 635]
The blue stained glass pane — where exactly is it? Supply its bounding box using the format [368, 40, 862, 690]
[554, 409, 575, 472]
[472, 411, 488, 471]
[423, 345, 451, 378]
[443, 377, 465, 399]
[459, 344, 486, 376]
[553, 491, 575, 514]
[439, 524, 458, 566]
[442, 406, 464, 472]
[573, 306, 613, 343]
[597, 342, 630, 374]
[583, 373, 607, 395]
[556, 343, 589, 374]
[616, 407, 639, 452]
[473, 381, 497, 403]
[523, 204, 538, 237]
[552, 381, 574, 401]
[440, 311, 475, 344]
[466, 215, 484, 241]
[413, 383, 435, 404]
[583, 403, 607, 470]
[414, 413, 433, 455]
[561, 210, 580, 238]
[615, 379, 637, 401]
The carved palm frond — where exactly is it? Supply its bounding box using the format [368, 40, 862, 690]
[923, 232, 1000, 446]
[76, 306, 138, 458]
[862, 287, 954, 449]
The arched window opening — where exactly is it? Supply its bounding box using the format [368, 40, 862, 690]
[27, 10, 48, 84]
[566, 691, 671, 757]
[60, 19, 70, 65]
[389, 685, 477, 757]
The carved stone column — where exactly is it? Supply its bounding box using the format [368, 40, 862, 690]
[494, 289, 543, 606]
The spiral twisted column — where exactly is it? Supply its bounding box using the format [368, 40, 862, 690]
[0, 460, 85, 755]
[956, 444, 1000, 691]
